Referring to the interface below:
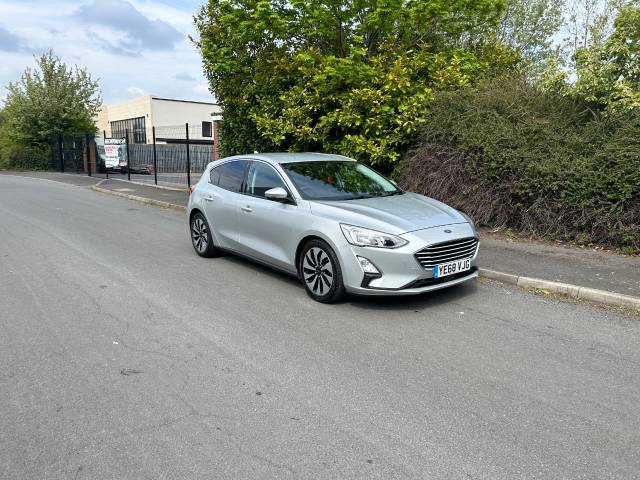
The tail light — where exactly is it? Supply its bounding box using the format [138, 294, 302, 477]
[189, 185, 196, 195]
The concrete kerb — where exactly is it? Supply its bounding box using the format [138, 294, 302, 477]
[480, 268, 640, 311]
[104, 176, 187, 192]
[90, 185, 186, 211]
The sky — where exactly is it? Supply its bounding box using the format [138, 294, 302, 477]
[0, 0, 214, 105]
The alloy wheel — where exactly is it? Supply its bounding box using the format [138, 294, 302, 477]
[302, 247, 334, 295]
[191, 217, 209, 253]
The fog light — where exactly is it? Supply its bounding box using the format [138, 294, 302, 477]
[357, 256, 380, 274]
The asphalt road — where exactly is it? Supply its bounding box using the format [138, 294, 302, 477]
[1, 175, 639, 480]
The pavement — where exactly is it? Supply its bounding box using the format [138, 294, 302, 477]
[94, 177, 189, 206]
[479, 234, 640, 297]
[1, 174, 640, 479]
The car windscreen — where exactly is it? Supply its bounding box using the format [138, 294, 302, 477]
[281, 161, 401, 200]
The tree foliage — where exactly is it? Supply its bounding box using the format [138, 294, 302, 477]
[195, 0, 512, 167]
[0, 50, 100, 169]
[498, 0, 564, 70]
[195, 0, 640, 248]
[572, 3, 640, 111]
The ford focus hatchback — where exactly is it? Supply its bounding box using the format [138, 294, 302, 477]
[188, 153, 479, 303]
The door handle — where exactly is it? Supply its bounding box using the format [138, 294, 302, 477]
[203, 196, 214, 202]
[241, 206, 253, 213]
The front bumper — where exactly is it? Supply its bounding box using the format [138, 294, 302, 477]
[346, 268, 479, 296]
[338, 223, 479, 296]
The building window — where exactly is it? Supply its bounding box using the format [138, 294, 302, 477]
[202, 121, 212, 138]
[111, 117, 147, 143]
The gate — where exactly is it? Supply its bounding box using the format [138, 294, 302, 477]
[50, 133, 104, 177]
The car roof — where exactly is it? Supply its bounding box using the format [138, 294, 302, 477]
[219, 152, 356, 165]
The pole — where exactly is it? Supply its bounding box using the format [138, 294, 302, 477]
[93, 135, 100, 180]
[59, 133, 65, 173]
[50, 135, 56, 170]
[185, 122, 191, 187]
[125, 128, 131, 181]
[103, 130, 108, 179]
[86, 134, 92, 177]
[152, 126, 158, 186]
[213, 121, 219, 161]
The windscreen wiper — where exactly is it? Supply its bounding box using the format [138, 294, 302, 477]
[344, 194, 373, 200]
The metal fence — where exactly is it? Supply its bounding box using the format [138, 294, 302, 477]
[50, 122, 220, 189]
[50, 133, 102, 176]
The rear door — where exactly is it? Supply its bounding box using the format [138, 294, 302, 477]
[200, 160, 249, 250]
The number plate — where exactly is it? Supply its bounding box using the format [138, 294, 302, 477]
[433, 258, 471, 279]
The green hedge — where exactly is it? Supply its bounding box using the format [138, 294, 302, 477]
[397, 78, 640, 250]
[0, 144, 51, 170]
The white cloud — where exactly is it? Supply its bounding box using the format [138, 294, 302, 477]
[0, 0, 213, 105]
[75, 0, 183, 56]
[174, 72, 196, 82]
[0, 24, 30, 52]
[192, 83, 210, 96]
[126, 86, 148, 97]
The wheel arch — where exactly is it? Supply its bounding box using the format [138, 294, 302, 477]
[294, 233, 342, 277]
[189, 207, 203, 223]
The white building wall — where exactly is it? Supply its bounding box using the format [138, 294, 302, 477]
[95, 95, 221, 143]
[151, 98, 222, 141]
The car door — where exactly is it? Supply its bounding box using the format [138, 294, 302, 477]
[200, 160, 249, 250]
[236, 161, 306, 271]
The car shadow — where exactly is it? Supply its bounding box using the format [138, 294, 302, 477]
[212, 250, 479, 311]
[215, 252, 302, 288]
[345, 281, 479, 312]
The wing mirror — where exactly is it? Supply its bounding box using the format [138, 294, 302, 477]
[265, 187, 289, 202]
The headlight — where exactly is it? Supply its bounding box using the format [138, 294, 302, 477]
[340, 224, 408, 248]
[460, 211, 475, 228]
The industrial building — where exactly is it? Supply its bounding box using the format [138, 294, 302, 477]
[96, 95, 222, 146]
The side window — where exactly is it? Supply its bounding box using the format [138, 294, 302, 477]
[216, 160, 248, 193]
[209, 166, 221, 185]
[245, 162, 288, 198]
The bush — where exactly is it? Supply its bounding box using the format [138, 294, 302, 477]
[397, 78, 640, 250]
[0, 144, 51, 170]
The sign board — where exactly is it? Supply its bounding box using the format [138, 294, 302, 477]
[104, 138, 127, 169]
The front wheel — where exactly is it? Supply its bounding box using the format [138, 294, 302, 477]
[299, 239, 346, 303]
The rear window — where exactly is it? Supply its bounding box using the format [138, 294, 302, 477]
[210, 160, 248, 193]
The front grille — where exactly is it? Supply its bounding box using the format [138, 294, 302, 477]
[414, 237, 479, 269]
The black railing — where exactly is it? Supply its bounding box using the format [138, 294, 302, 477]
[51, 122, 220, 188]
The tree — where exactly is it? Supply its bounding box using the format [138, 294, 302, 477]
[195, 0, 511, 167]
[572, 2, 640, 111]
[497, 0, 564, 74]
[563, 0, 624, 57]
[1, 51, 101, 159]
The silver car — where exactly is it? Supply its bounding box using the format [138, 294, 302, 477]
[188, 153, 479, 303]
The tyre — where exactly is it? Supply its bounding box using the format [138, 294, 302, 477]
[190, 212, 220, 258]
[299, 239, 346, 303]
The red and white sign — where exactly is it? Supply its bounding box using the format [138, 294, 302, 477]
[104, 138, 127, 169]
